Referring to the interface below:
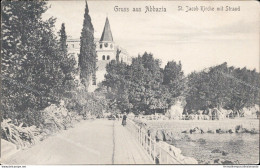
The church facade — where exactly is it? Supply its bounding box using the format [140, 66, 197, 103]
[67, 17, 131, 91]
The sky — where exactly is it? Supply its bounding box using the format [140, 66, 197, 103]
[43, 1, 259, 74]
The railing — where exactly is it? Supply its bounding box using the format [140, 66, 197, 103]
[135, 114, 248, 121]
[126, 119, 183, 164]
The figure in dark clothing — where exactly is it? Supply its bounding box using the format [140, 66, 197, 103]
[122, 113, 127, 126]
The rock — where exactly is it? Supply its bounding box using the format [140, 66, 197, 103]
[235, 125, 246, 133]
[191, 127, 201, 134]
[226, 129, 234, 134]
[197, 138, 206, 144]
[243, 128, 259, 134]
[189, 129, 193, 134]
[221, 160, 234, 164]
[216, 129, 225, 134]
[213, 159, 233, 164]
[211, 149, 228, 156]
[181, 130, 188, 133]
[214, 159, 220, 164]
[235, 126, 259, 134]
[249, 128, 259, 134]
[222, 151, 228, 156]
[211, 149, 222, 153]
[207, 130, 215, 134]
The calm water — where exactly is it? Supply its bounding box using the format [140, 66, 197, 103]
[171, 133, 259, 164]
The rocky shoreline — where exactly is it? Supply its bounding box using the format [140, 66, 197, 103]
[133, 119, 259, 164]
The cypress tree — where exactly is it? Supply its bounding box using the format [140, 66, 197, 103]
[59, 23, 67, 54]
[78, 1, 97, 87]
[58, 23, 77, 99]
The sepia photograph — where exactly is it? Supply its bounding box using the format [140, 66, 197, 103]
[1, 0, 259, 166]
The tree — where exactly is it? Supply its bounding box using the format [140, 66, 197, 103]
[163, 61, 185, 107]
[58, 23, 77, 100]
[103, 52, 175, 115]
[59, 23, 68, 54]
[103, 60, 131, 113]
[1, 1, 69, 126]
[185, 62, 259, 115]
[78, 1, 97, 88]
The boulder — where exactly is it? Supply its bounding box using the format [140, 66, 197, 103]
[207, 129, 215, 134]
[248, 128, 259, 134]
[226, 129, 234, 134]
[235, 125, 244, 133]
[216, 129, 225, 134]
[211, 149, 222, 153]
[221, 160, 234, 164]
[214, 159, 220, 164]
[222, 151, 229, 156]
[197, 138, 206, 144]
[190, 127, 203, 134]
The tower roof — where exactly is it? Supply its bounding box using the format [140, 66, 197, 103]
[100, 17, 113, 42]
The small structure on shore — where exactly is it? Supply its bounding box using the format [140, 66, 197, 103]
[165, 100, 184, 120]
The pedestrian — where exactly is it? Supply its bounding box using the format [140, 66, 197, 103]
[122, 112, 127, 126]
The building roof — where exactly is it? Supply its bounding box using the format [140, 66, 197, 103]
[100, 17, 113, 42]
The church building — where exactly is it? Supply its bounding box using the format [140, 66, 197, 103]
[67, 17, 131, 91]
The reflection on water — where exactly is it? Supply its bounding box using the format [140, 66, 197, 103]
[171, 134, 259, 164]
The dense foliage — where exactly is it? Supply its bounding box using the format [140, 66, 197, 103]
[1, 1, 76, 126]
[185, 62, 259, 115]
[103, 54, 259, 116]
[103, 52, 185, 115]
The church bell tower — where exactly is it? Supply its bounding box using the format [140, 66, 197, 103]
[97, 17, 115, 61]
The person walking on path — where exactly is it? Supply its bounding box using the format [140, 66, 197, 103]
[122, 113, 127, 126]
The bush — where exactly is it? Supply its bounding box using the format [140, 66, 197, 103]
[1, 119, 41, 149]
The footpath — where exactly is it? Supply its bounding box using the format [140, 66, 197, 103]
[2, 119, 152, 165]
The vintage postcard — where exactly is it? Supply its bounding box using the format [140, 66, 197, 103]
[1, 0, 259, 166]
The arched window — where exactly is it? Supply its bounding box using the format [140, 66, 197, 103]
[100, 44, 102, 49]
[102, 55, 105, 60]
[107, 55, 110, 60]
